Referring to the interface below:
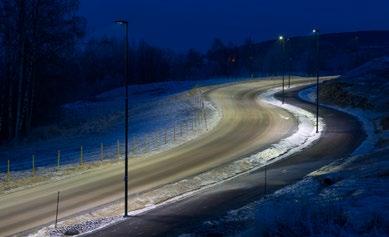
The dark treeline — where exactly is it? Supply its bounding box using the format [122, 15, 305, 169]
[1, 0, 389, 142]
[0, 0, 85, 142]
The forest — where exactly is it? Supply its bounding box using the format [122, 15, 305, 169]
[1, 0, 389, 143]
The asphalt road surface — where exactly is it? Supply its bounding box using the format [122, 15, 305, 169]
[88, 83, 364, 237]
[0, 78, 323, 237]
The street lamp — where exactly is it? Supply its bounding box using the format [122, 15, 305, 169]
[285, 38, 292, 89]
[288, 57, 292, 88]
[115, 19, 129, 218]
[278, 35, 286, 104]
[313, 28, 320, 133]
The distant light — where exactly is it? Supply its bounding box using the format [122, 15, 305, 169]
[115, 20, 128, 25]
[279, 35, 284, 41]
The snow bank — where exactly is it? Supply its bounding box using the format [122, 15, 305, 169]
[254, 86, 324, 164]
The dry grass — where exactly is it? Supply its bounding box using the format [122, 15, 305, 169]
[320, 81, 372, 109]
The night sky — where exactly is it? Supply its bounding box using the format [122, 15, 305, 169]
[79, 0, 389, 52]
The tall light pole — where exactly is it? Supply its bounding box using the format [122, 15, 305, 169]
[115, 19, 129, 218]
[288, 57, 292, 88]
[279, 35, 286, 104]
[313, 29, 320, 133]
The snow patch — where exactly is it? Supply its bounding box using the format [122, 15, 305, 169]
[254, 86, 324, 164]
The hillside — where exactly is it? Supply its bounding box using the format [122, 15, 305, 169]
[233, 31, 389, 76]
[320, 57, 389, 133]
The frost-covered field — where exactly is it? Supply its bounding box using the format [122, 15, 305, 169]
[0, 78, 244, 177]
[28, 83, 323, 237]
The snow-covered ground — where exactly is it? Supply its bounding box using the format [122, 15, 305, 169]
[181, 147, 389, 237]
[0, 78, 244, 176]
[28, 82, 324, 237]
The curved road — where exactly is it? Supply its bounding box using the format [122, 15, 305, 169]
[89, 83, 364, 237]
[0, 79, 318, 237]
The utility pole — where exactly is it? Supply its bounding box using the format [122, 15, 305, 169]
[288, 57, 292, 88]
[115, 19, 129, 218]
[313, 29, 320, 133]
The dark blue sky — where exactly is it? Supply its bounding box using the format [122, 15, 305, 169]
[79, 0, 389, 52]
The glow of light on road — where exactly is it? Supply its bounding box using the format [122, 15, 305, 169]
[280, 114, 290, 120]
[254, 85, 325, 164]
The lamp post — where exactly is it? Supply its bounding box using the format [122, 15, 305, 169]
[278, 35, 286, 104]
[313, 29, 320, 133]
[115, 19, 129, 218]
[288, 57, 292, 88]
